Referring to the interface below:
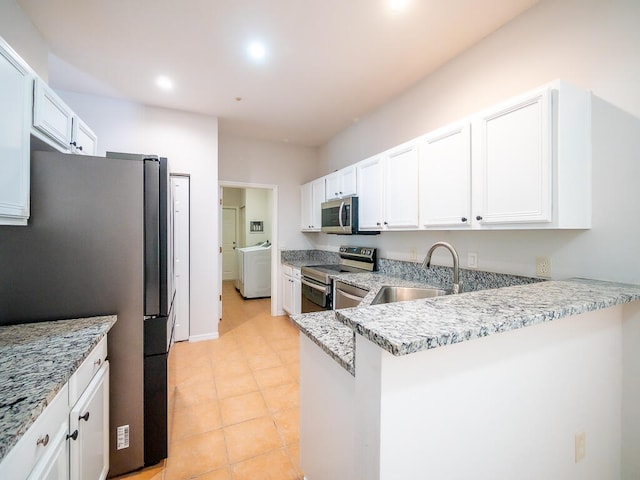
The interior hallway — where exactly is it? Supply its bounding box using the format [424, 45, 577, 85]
[115, 280, 302, 480]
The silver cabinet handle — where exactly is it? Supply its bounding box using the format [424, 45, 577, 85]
[37, 434, 49, 447]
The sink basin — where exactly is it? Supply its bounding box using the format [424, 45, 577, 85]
[371, 286, 448, 305]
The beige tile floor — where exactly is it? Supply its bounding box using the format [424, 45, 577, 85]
[114, 280, 302, 480]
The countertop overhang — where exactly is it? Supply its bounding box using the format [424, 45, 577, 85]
[291, 273, 640, 375]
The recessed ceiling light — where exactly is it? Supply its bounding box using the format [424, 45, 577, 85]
[388, 0, 409, 12]
[156, 75, 173, 91]
[247, 41, 267, 62]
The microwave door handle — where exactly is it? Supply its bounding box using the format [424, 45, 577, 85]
[338, 201, 345, 230]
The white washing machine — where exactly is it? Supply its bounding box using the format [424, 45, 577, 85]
[236, 243, 272, 299]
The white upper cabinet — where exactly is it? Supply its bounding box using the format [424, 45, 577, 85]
[384, 141, 420, 229]
[473, 86, 552, 225]
[0, 37, 32, 226]
[300, 178, 325, 231]
[356, 141, 419, 231]
[419, 122, 472, 228]
[355, 155, 384, 230]
[325, 165, 357, 200]
[33, 78, 97, 155]
[33, 78, 74, 151]
[471, 80, 591, 229]
[304, 79, 591, 233]
[71, 117, 98, 156]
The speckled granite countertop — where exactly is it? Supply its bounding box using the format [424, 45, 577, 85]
[0, 316, 117, 463]
[291, 277, 640, 374]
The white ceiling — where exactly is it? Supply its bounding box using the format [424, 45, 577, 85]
[18, 0, 538, 146]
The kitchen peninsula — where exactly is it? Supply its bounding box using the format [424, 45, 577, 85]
[291, 273, 640, 480]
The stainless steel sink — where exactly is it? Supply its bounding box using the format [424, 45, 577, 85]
[371, 286, 448, 305]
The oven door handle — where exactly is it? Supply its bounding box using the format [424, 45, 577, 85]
[301, 278, 330, 295]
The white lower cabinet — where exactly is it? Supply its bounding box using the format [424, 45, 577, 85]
[0, 338, 109, 480]
[69, 362, 109, 480]
[282, 265, 301, 315]
[27, 422, 69, 480]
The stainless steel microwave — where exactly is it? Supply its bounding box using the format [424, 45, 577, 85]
[321, 196, 361, 234]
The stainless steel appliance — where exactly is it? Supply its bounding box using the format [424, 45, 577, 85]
[0, 150, 175, 476]
[300, 246, 376, 312]
[334, 281, 370, 309]
[321, 196, 378, 235]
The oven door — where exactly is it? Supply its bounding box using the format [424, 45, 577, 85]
[301, 277, 332, 313]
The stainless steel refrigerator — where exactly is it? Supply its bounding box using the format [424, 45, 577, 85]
[0, 150, 176, 476]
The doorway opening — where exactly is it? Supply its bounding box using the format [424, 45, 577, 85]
[219, 182, 279, 332]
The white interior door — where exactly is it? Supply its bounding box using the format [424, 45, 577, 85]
[172, 175, 190, 342]
[222, 207, 238, 280]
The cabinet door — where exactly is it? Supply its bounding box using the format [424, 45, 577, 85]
[26, 423, 69, 480]
[474, 87, 552, 225]
[291, 278, 301, 315]
[385, 142, 419, 229]
[310, 179, 325, 230]
[282, 273, 293, 314]
[0, 39, 31, 225]
[300, 182, 313, 230]
[33, 78, 74, 152]
[69, 362, 109, 480]
[419, 124, 471, 227]
[72, 117, 97, 155]
[356, 156, 384, 230]
[325, 173, 341, 200]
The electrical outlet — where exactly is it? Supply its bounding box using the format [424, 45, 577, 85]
[409, 247, 417, 262]
[536, 256, 552, 278]
[468, 252, 478, 269]
[575, 432, 586, 462]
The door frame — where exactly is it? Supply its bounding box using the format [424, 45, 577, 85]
[219, 181, 279, 317]
[171, 174, 190, 342]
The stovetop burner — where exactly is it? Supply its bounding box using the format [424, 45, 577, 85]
[301, 246, 377, 285]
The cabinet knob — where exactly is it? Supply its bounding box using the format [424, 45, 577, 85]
[476, 215, 483, 221]
[78, 145, 83, 151]
[79, 412, 90, 422]
[36, 434, 50, 447]
[376, 222, 381, 226]
[70, 141, 77, 147]
[94, 358, 102, 367]
[67, 430, 79, 441]
[383, 221, 388, 225]
[461, 217, 467, 223]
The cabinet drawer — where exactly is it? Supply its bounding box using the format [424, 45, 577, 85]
[282, 264, 292, 277]
[68, 336, 108, 407]
[0, 384, 69, 480]
[292, 268, 301, 280]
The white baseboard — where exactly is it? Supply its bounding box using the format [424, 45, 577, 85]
[188, 332, 219, 342]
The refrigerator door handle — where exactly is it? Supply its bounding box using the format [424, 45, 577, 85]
[144, 158, 161, 316]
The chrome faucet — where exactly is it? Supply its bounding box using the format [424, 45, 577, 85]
[422, 242, 462, 294]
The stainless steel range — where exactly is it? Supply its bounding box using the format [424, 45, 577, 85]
[300, 246, 377, 313]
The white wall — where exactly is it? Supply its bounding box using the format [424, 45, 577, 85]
[245, 188, 271, 245]
[0, 0, 48, 79]
[314, 0, 640, 285]
[218, 132, 320, 251]
[58, 90, 220, 340]
[359, 307, 623, 479]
